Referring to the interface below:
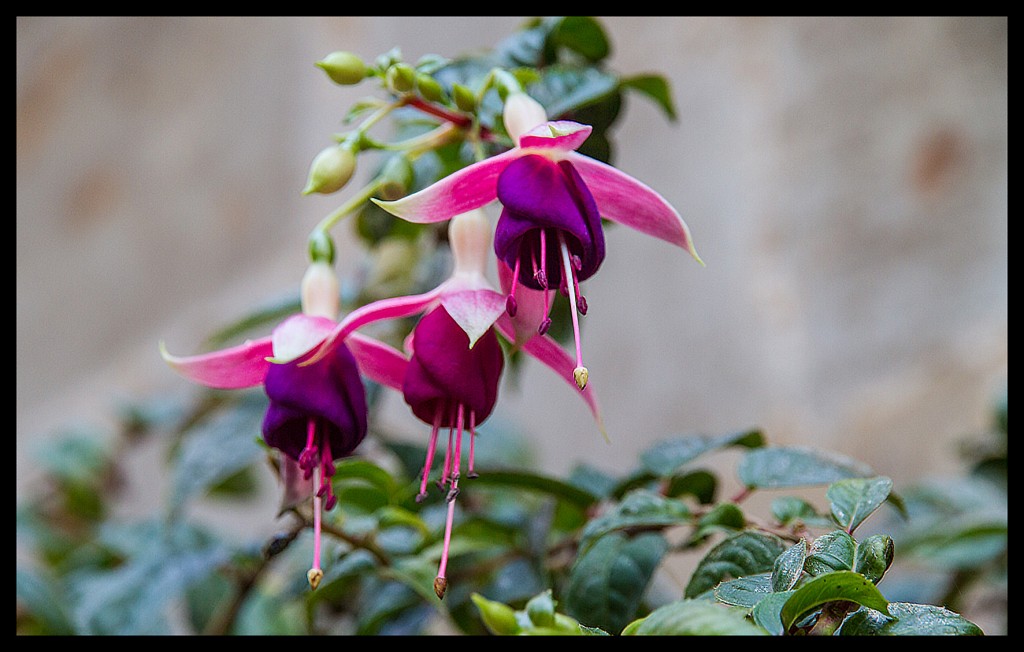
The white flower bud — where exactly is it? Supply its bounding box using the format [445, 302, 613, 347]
[301, 261, 340, 319]
[448, 209, 491, 280]
[502, 92, 547, 145]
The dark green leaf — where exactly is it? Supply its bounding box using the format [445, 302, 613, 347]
[839, 602, 983, 636]
[779, 570, 890, 631]
[640, 430, 764, 477]
[624, 599, 768, 636]
[550, 16, 611, 62]
[530, 65, 619, 120]
[685, 531, 788, 598]
[567, 463, 618, 499]
[579, 489, 690, 554]
[713, 572, 772, 608]
[854, 534, 894, 584]
[827, 476, 893, 533]
[232, 586, 306, 635]
[692, 502, 746, 541]
[804, 530, 856, 576]
[203, 295, 300, 348]
[168, 393, 265, 513]
[565, 532, 667, 634]
[771, 495, 832, 527]
[738, 446, 874, 489]
[469, 467, 599, 509]
[666, 469, 718, 504]
[751, 590, 795, 636]
[621, 74, 677, 120]
[772, 540, 807, 592]
[898, 517, 1008, 570]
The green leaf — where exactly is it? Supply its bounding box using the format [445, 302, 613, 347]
[685, 531, 788, 598]
[665, 469, 718, 503]
[471, 593, 521, 635]
[713, 572, 772, 608]
[640, 430, 764, 477]
[827, 476, 893, 533]
[770, 496, 834, 527]
[738, 446, 874, 489]
[838, 602, 984, 636]
[530, 65, 619, 120]
[779, 570, 890, 631]
[624, 599, 769, 636]
[751, 590, 796, 636]
[772, 540, 807, 592]
[469, 467, 599, 509]
[550, 16, 611, 62]
[565, 532, 667, 634]
[232, 586, 307, 635]
[525, 589, 557, 628]
[16, 567, 76, 634]
[203, 295, 300, 347]
[853, 534, 895, 584]
[804, 530, 857, 576]
[333, 458, 399, 494]
[579, 489, 691, 555]
[621, 74, 677, 120]
[168, 393, 264, 514]
[692, 502, 746, 541]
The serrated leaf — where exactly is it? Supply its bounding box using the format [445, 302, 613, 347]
[565, 532, 667, 634]
[838, 602, 983, 636]
[713, 572, 772, 608]
[779, 570, 890, 631]
[772, 540, 807, 592]
[751, 590, 796, 636]
[579, 489, 690, 554]
[804, 530, 856, 576]
[827, 476, 893, 533]
[621, 74, 677, 120]
[168, 393, 264, 513]
[685, 531, 788, 598]
[624, 599, 768, 636]
[738, 446, 874, 489]
[640, 430, 764, 477]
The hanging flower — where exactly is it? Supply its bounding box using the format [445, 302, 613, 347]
[302, 209, 603, 598]
[369, 92, 702, 391]
[160, 261, 376, 590]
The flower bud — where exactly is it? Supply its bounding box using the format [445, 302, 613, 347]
[385, 62, 415, 93]
[449, 209, 491, 280]
[303, 144, 357, 195]
[301, 261, 340, 319]
[853, 534, 895, 584]
[452, 83, 476, 113]
[377, 156, 413, 200]
[307, 229, 335, 265]
[415, 72, 445, 103]
[503, 91, 547, 145]
[315, 51, 367, 85]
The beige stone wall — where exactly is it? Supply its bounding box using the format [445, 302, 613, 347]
[17, 17, 1006, 514]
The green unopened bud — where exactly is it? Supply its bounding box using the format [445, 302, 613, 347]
[377, 156, 413, 200]
[415, 73, 445, 102]
[854, 534, 895, 584]
[307, 229, 335, 265]
[470, 593, 520, 635]
[303, 144, 356, 195]
[451, 83, 477, 113]
[385, 63, 415, 93]
[315, 51, 367, 85]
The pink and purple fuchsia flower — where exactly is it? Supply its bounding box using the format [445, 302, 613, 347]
[370, 93, 702, 392]
[161, 262, 373, 590]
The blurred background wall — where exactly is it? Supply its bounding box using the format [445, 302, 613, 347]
[17, 17, 1006, 536]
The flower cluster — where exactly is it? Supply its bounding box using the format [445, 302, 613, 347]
[162, 89, 699, 598]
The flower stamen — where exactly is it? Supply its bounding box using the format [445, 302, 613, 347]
[559, 232, 588, 390]
[417, 407, 444, 502]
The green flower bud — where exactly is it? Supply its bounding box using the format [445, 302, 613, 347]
[307, 229, 335, 265]
[377, 156, 413, 200]
[470, 593, 520, 636]
[451, 83, 477, 113]
[315, 51, 367, 85]
[385, 63, 415, 93]
[415, 72, 445, 103]
[303, 144, 357, 195]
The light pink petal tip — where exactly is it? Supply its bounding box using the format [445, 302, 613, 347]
[268, 314, 336, 363]
[440, 288, 507, 349]
[518, 121, 592, 152]
[160, 336, 273, 390]
[372, 148, 524, 224]
[568, 152, 703, 265]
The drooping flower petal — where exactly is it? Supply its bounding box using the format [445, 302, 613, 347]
[566, 151, 703, 264]
[263, 340, 368, 461]
[402, 306, 504, 426]
[159, 337, 273, 390]
[346, 331, 408, 392]
[496, 259, 549, 346]
[439, 288, 508, 349]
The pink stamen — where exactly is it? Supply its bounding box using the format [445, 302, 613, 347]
[467, 410, 478, 479]
[440, 422, 454, 488]
[418, 408, 443, 501]
[452, 403, 464, 480]
[435, 482, 457, 599]
[507, 257, 521, 317]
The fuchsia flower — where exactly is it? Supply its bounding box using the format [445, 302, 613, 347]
[304, 209, 603, 598]
[370, 93, 702, 391]
[161, 262, 375, 590]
